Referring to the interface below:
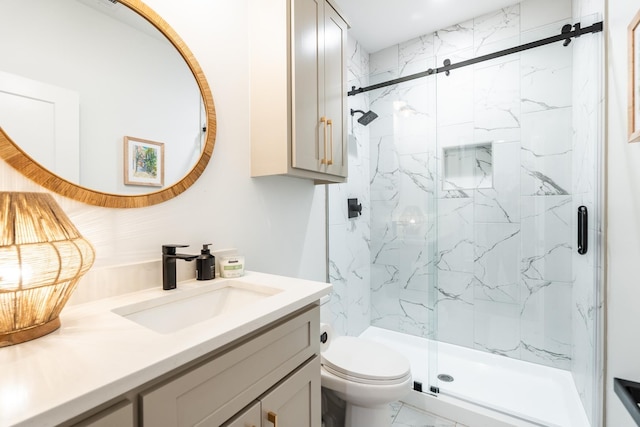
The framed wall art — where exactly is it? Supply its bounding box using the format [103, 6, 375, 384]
[124, 136, 164, 187]
[629, 9, 640, 142]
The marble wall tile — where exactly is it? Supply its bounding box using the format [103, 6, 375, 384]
[399, 34, 435, 76]
[522, 0, 571, 32]
[521, 33, 572, 113]
[520, 196, 573, 283]
[435, 51, 475, 127]
[437, 297, 475, 348]
[328, 224, 349, 336]
[436, 198, 475, 274]
[474, 142, 521, 223]
[399, 288, 434, 338]
[520, 108, 573, 196]
[474, 299, 522, 358]
[325, 40, 372, 337]
[434, 19, 474, 56]
[474, 223, 521, 304]
[474, 59, 521, 143]
[370, 135, 400, 201]
[520, 279, 572, 369]
[370, 44, 398, 74]
[371, 264, 402, 331]
[473, 5, 520, 54]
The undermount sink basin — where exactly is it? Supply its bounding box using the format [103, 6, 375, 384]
[112, 280, 282, 334]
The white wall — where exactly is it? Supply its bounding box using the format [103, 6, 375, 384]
[0, 0, 327, 285]
[606, 0, 640, 425]
[0, 0, 201, 193]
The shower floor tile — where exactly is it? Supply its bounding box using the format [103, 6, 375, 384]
[390, 402, 465, 427]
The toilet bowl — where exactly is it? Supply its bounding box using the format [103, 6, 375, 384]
[320, 335, 412, 427]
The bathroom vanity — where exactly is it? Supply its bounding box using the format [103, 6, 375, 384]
[0, 272, 330, 427]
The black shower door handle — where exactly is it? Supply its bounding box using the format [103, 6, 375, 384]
[577, 206, 588, 255]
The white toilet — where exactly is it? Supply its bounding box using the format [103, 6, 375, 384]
[320, 333, 412, 427]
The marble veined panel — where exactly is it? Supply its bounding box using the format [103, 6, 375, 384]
[521, 29, 572, 114]
[521, 196, 572, 283]
[371, 263, 402, 331]
[474, 141, 521, 223]
[370, 135, 400, 201]
[328, 224, 349, 336]
[474, 223, 521, 304]
[399, 34, 435, 77]
[369, 44, 398, 75]
[520, 278, 572, 369]
[436, 271, 475, 348]
[434, 19, 474, 56]
[436, 50, 474, 128]
[474, 299, 522, 359]
[437, 198, 475, 275]
[474, 59, 521, 144]
[347, 38, 369, 83]
[521, 108, 572, 196]
[474, 5, 520, 54]
[399, 288, 435, 338]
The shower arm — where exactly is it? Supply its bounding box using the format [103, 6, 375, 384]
[348, 20, 603, 97]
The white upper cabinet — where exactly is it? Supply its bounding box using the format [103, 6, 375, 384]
[250, 0, 349, 183]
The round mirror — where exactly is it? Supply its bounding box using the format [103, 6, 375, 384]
[0, 0, 216, 208]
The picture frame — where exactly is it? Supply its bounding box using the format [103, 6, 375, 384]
[124, 136, 164, 187]
[629, 9, 640, 143]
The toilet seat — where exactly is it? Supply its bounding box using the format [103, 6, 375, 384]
[321, 336, 411, 385]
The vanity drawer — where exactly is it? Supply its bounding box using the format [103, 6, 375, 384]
[140, 305, 319, 427]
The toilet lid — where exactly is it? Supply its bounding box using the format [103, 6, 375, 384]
[322, 336, 411, 384]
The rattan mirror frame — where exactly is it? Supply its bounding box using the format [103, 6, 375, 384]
[0, 0, 216, 208]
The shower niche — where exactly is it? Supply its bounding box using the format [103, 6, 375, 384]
[442, 143, 493, 191]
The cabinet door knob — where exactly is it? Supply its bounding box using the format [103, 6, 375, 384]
[267, 411, 278, 427]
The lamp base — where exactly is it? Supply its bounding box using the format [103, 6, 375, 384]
[0, 317, 61, 347]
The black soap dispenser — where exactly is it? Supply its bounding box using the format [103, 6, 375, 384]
[196, 244, 215, 281]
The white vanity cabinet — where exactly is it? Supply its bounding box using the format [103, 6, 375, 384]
[250, 0, 349, 183]
[140, 306, 320, 426]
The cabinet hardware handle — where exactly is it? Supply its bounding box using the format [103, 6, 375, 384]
[327, 118, 334, 165]
[578, 206, 588, 254]
[320, 116, 328, 164]
[267, 411, 278, 427]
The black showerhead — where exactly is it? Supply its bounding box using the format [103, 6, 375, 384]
[351, 109, 378, 126]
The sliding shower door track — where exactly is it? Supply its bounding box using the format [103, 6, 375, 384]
[347, 20, 603, 97]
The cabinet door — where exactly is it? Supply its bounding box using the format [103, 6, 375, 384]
[291, 0, 323, 173]
[222, 401, 261, 427]
[322, 2, 348, 178]
[262, 356, 321, 427]
[71, 400, 134, 427]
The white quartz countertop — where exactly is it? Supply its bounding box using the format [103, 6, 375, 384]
[0, 271, 331, 427]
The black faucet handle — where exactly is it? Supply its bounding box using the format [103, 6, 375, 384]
[162, 244, 189, 255]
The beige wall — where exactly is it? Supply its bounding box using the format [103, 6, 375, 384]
[606, 0, 640, 425]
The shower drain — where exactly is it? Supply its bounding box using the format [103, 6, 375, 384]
[437, 374, 454, 382]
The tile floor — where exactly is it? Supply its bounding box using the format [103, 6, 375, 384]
[390, 402, 467, 427]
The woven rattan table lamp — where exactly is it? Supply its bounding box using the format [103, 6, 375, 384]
[0, 192, 95, 347]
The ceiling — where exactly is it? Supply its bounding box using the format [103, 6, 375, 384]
[331, 0, 525, 53]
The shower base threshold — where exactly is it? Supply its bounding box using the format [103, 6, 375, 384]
[360, 326, 590, 427]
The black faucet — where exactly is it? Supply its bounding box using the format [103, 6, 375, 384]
[162, 244, 198, 290]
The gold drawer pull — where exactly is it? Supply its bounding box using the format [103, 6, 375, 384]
[267, 411, 278, 427]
